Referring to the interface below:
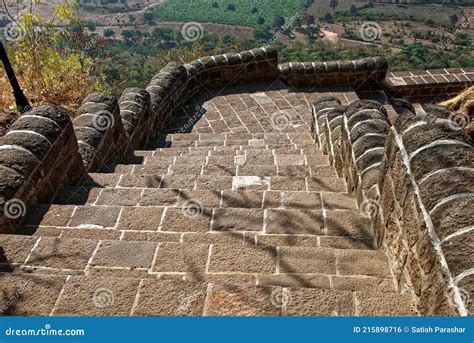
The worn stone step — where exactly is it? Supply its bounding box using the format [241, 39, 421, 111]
[19, 202, 371, 239]
[0, 272, 415, 316]
[1, 234, 383, 283]
[163, 132, 315, 142]
[52, 187, 355, 210]
[77, 173, 347, 192]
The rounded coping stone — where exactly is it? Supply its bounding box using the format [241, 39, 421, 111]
[418, 168, 474, 212]
[226, 53, 243, 66]
[76, 102, 112, 117]
[0, 165, 26, 199]
[402, 121, 472, 155]
[389, 98, 416, 115]
[339, 60, 355, 72]
[263, 45, 278, 59]
[325, 61, 339, 73]
[119, 88, 149, 108]
[361, 166, 381, 189]
[350, 120, 391, 143]
[423, 104, 452, 120]
[347, 109, 389, 131]
[213, 54, 227, 66]
[21, 105, 71, 129]
[11, 116, 63, 143]
[430, 194, 474, 240]
[82, 93, 117, 109]
[1, 131, 51, 158]
[409, 143, 474, 182]
[314, 95, 341, 106]
[250, 47, 266, 61]
[74, 127, 104, 147]
[394, 112, 424, 134]
[148, 76, 176, 91]
[199, 56, 217, 68]
[313, 101, 341, 113]
[345, 100, 387, 119]
[240, 50, 254, 64]
[0, 146, 39, 177]
[73, 111, 114, 131]
[352, 134, 388, 159]
[356, 148, 385, 172]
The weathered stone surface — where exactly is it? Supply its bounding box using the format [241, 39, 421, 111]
[355, 292, 418, 315]
[134, 279, 207, 316]
[54, 276, 140, 316]
[92, 241, 156, 269]
[0, 273, 66, 315]
[284, 288, 354, 316]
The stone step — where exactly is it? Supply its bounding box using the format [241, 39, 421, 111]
[78, 174, 347, 192]
[143, 153, 327, 166]
[20, 203, 372, 239]
[121, 145, 325, 159]
[52, 187, 357, 210]
[105, 164, 337, 178]
[0, 236, 386, 279]
[162, 132, 315, 143]
[0, 272, 415, 316]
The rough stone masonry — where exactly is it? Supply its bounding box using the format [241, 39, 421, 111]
[0, 46, 472, 316]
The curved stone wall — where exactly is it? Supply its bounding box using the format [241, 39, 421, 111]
[0, 45, 472, 307]
[73, 93, 129, 172]
[0, 105, 84, 233]
[118, 88, 151, 150]
[280, 57, 388, 89]
[313, 94, 473, 315]
[311, 96, 345, 174]
[378, 107, 473, 316]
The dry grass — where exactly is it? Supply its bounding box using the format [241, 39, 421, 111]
[440, 86, 474, 117]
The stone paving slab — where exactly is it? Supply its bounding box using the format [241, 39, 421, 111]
[1, 85, 417, 316]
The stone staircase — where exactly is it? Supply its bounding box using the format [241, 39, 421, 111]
[0, 86, 418, 316]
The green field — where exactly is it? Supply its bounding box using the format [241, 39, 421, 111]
[153, 0, 309, 28]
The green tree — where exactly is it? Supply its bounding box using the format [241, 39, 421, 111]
[144, 11, 154, 22]
[323, 13, 333, 23]
[104, 28, 115, 37]
[86, 20, 96, 32]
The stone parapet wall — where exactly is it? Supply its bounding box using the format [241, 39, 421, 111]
[378, 107, 473, 316]
[279, 57, 388, 89]
[311, 96, 345, 175]
[0, 106, 84, 233]
[312, 95, 473, 316]
[118, 88, 151, 150]
[73, 93, 129, 172]
[384, 68, 474, 99]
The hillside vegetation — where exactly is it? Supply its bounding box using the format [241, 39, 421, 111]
[153, 0, 310, 27]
